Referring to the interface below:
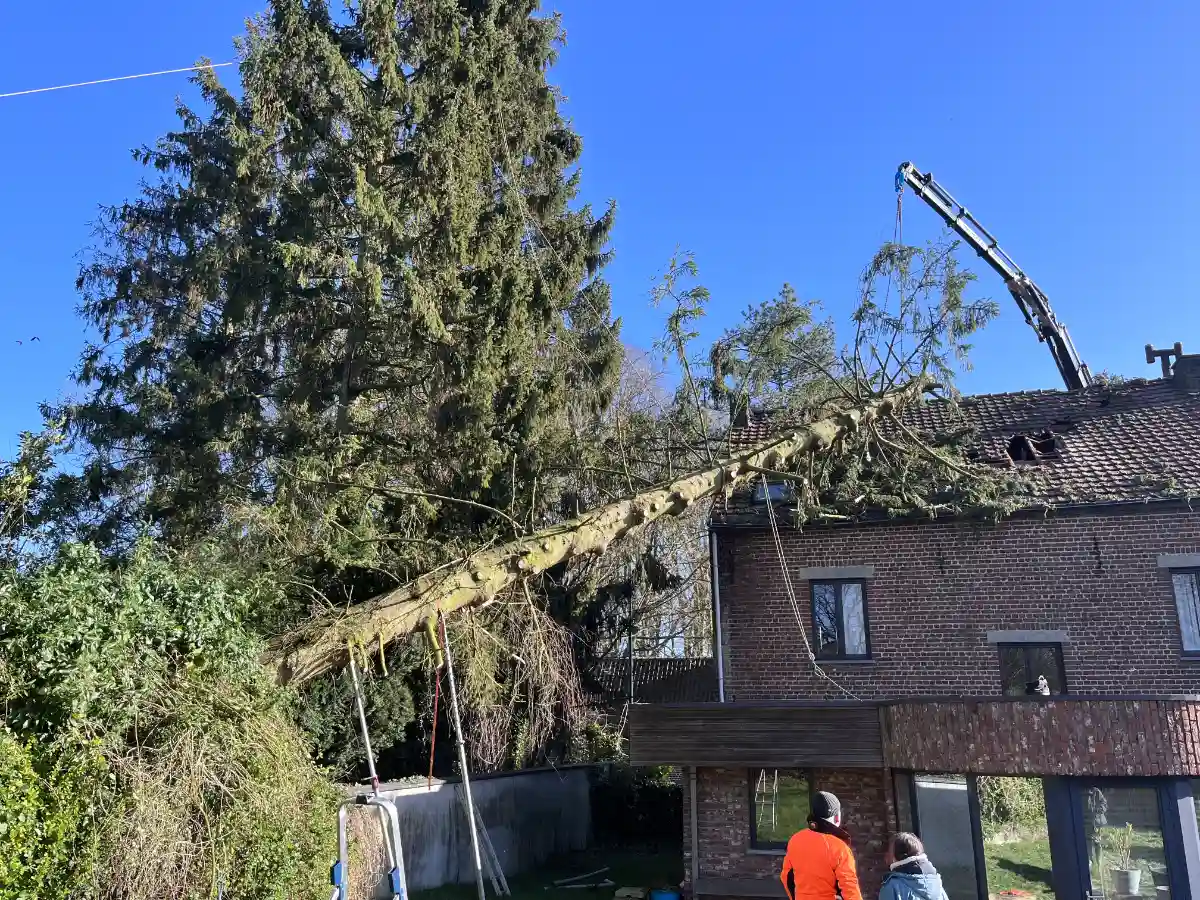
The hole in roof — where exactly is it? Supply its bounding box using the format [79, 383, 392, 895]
[1006, 430, 1062, 464]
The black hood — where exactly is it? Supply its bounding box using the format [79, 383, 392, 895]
[808, 818, 853, 848]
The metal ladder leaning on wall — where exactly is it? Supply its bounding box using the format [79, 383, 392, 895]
[329, 652, 412, 900]
[330, 792, 410, 900]
[754, 769, 778, 831]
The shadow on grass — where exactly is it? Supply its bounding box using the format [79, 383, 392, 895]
[994, 857, 1054, 886]
[982, 839, 1055, 896]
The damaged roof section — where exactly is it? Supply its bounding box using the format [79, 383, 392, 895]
[716, 376, 1200, 524]
[585, 657, 718, 707]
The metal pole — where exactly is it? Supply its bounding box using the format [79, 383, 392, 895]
[627, 589, 635, 703]
[689, 768, 700, 891]
[348, 651, 380, 793]
[709, 531, 726, 702]
[438, 611, 488, 900]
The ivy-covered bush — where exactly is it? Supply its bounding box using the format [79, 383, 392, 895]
[0, 729, 107, 897]
[0, 542, 337, 900]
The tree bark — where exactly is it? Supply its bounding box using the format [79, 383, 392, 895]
[267, 379, 932, 685]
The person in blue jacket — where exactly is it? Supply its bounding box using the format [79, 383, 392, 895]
[878, 833, 949, 900]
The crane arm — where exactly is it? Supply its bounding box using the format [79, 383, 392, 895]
[897, 162, 1091, 391]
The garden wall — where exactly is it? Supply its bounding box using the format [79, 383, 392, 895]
[349, 766, 592, 897]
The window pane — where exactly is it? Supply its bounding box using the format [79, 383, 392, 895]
[978, 777, 1053, 900]
[998, 646, 1028, 697]
[753, 481, 792, 503]
[1173, 572, 1200, 652]
[812, 584, 838, 657]
[1025, 645, 1065, 694]
[1192, 779, 1200, 839]
[751, 769, 809, 848]
[841, 583, 867, 656]
[1080, 785, 1170, 897]
[913, 775, 980, 900]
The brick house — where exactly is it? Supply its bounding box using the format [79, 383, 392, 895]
[630, 357, 1200, 900]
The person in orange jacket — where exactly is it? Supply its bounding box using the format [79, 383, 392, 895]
[780, 791, 863, 900]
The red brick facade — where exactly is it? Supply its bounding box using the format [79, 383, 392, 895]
[717, 507, 1200, 701]
[676, 505, 1200, 897]
[683, 768, 893, 899]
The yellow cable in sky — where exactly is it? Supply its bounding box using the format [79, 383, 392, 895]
[0, 62, 233, 100]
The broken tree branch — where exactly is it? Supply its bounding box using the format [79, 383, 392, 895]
[266, 378, 933, 686]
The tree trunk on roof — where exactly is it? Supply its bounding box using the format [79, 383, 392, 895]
[266, 378, 933, 686]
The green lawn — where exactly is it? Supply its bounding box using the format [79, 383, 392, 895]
[413, 850, 684, 900]
[983, 838, 1055, 898]
[981, 829, 1169, 898]
[753, 774, 809, 847]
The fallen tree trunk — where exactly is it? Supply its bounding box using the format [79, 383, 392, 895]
[267, 379, 932, 685]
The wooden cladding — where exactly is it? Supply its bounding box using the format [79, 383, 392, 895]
[628, 702, 884, 768]
[631, 698, 1200, 778]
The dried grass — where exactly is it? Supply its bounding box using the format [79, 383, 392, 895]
[95, 680, 337, 900]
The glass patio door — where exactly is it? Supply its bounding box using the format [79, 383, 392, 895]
[1077, 783, 1172, 899]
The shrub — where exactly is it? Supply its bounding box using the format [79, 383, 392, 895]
[591, 762, 682, 850]
[977, 776, 1046, 838]
[0, 541, 338, 900]
[97, 682, 337, 900]
[0, 728, 109, 897]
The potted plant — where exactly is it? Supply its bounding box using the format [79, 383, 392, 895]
[1107, 824, 1142, 896]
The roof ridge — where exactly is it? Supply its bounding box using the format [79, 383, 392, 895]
[745, 377, 1170, 419]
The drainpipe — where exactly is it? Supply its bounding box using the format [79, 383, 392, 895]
[689, 767, 700, 891]
[628, 586, 635, 704]
[709, 531, 726, 703]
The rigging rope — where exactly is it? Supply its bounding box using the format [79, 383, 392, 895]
[760, 474, 862, 702]
[427, 669, 442, 790]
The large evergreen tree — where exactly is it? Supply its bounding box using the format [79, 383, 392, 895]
[66, 0, 620, 598]
[51, 0, 632, 776]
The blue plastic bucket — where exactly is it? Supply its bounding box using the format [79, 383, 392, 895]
[649, 890, 680, 900]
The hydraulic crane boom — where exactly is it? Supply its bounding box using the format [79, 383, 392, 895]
[896, 162, 1092, 391]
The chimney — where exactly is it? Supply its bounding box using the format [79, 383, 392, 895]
[1146, 342, 1200, 392]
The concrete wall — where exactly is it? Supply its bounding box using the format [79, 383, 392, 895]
[353, 767, 591, 895]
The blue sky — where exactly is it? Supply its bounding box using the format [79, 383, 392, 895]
[2, 2, 1198, 459]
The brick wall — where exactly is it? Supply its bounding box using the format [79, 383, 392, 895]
[687, 506, 1200, 897]
[716, 507, 1200, 701]
[683, 767, 893, 898]
[885, 697, 1200, 776]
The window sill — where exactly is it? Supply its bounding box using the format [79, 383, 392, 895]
[815, 657, 875, 666]
[1180, 654, 1200, 663]
[747, 848, 787, 857]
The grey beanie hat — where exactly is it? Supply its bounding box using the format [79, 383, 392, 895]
[809, 790, 842, 822]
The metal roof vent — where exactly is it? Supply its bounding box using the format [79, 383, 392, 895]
[1146, 343, 1200, 392]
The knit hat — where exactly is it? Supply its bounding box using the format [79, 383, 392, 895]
[809, 791, 841, 822]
